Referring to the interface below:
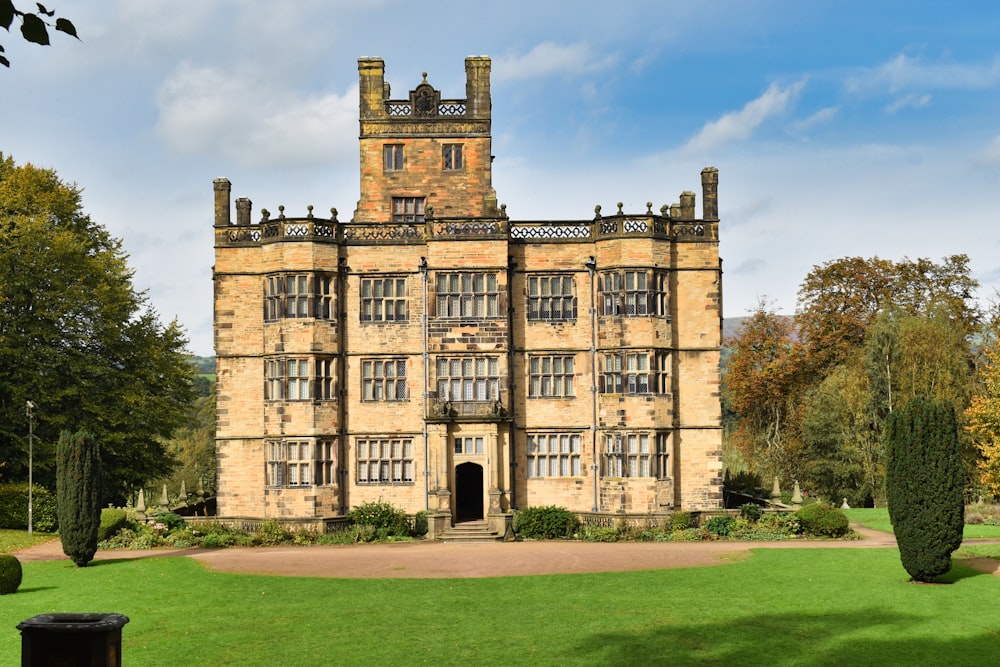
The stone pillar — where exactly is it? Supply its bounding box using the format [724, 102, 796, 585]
[235, 197, 252, 226]
[465, 56, 491, 119]
[358, 57, 386, 120]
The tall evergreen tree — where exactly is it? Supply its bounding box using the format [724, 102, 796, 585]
[885, 397, 964, 582]
[56, 430, 101, 567]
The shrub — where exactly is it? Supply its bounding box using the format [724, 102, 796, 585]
[0, 483, 59, 532]
[56, 430, 102, 566]
[966, 513, 984, 525]
[581, 525, 620, 542]
[98, 508, 130, 542]
[152, 511, 186, 531]
[254, 520, 292, 546]
[0, 554, 22, 595]
[886, 397, 964, 582]
[670, 511, 692, 531]
[795, 503, 849, 537]
[740, 503, 763, 521]
[348, 500, 411, 538]
[412, 510, 429, 536]
[515, 505, 579, 539]
[704, 515, 735, 537]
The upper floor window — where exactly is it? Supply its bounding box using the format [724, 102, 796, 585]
[436, 356, 500, 402]
[264, 274, 333, 322]
[443, 144, 463, 170]
[656, 432, 670, 481]
[361, 277, 408, 322]
[392, 196, 425, 223]
[384, 144, 404, 171]
[265, 357, 336, 401]
[362, 358, 407, 401]
[527, 275, 577, 321]
[267, 438, 337, 487]
[529, 355, 575, 398]
[436, 272, 499, 318]
[599, 270, 669, 318]
[599, 351, 669, 395]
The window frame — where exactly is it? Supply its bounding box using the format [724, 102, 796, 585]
[383, 144, 404, 171]
[356, 437, 415, 484]
[435, 355, 501, 402]
[264, 273, 335, 322]
[435, 272, 500, 319]
[603, 432, 653, 478]
[392, 196, 425, 223]
[442, 143, 463, 171]
[265, 357, 337, 402]
[599, 351, 669, 395]
[528, 354, 576, 398]
[526, 433, 583, 478]
[598, 269, 670, 318]
[361, 358, 408, 402]
[266, 438, 337, 488]
[360, 276, 408, 323]
[527, 274, 577, 322]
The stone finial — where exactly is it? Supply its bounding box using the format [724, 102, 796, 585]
[160, 484, 170, 508]
[660, 204, 669, 217]
[136, 488, 146, 513]
[499, 203, 507, 217]
[770, 476, 781, 500]
[646, 202, 653, 214]
[197, 478, 205, 501]
[261, 208, 270, 222]
[278, 205, 285, 220]
[841, 497, 851, 509]
[425, 205, 434, 219]
[307, 205, 314, 219]
[594, 204, 602, 219]
[330, 208, 338, 222]
[616, 202, 624, 215]
[791, 480, 802, 507]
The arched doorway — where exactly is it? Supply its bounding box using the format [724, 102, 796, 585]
[454, 462, 484, 522]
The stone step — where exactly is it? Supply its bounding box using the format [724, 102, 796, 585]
[439, 521, 501, 543]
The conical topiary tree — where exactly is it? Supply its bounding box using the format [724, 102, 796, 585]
[56, 430, 102, 567]
[885, 397, 964, 582]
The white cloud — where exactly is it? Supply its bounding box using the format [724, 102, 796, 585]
[492, 42, 617, 82]
[680, 80, 806, 154]
[977, 135, 1000, 165]
[847, 53, 1000, 94]
[884, 93, 932, 114]
[790, 106, 839, 134]
[155, 63, 356, 167]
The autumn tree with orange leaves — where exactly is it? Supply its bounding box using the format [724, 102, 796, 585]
[966, 344, 1000, 498]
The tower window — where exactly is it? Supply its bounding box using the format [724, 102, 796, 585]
[384, 144, 404, 171]
[443, 144, 463, 170]
[392, 197, 425, 223]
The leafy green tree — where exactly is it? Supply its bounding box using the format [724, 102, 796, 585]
[885, 397, 964, 582]
[0, 1, 77, 68]
[723, 302, 807, 484]
[797, 255, 979, 374]
[0, 154, 195, 503]
[56, 430, 101, 566]
[966, 343, 1000, 498]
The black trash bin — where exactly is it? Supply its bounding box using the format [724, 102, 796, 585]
[17, 613, 130, 667]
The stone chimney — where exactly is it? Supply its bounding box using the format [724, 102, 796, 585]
[679, 191, 696, 219]
[235, 197, 252, 226]
[213, 178, 231, 226]
[701, 167, 718, 220]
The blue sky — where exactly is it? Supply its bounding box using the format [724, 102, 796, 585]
[3, 1, 999, 355]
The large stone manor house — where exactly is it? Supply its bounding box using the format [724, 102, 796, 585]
[212, 56, 723, 536]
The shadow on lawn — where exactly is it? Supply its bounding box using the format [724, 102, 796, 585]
[574, 608, 998, 666]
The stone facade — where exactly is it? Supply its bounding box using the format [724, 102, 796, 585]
[213, 57, 723, 531]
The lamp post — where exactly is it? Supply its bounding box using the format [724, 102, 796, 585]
[26, 401, 36, 537]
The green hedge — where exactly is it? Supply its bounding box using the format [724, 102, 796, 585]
[0, 483, 58, 532]
[0, 554, 22, 595]
[515, 505, 579, 539]
[795, 503, 849, 537]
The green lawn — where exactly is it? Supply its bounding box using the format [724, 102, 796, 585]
[844, 507, 1000, 539]
[0, 531, 56, 553]
[4, 547, 1000, 665]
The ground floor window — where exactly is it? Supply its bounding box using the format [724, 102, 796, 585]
[527, 433, 582, 478]
[266, 438, 337, 487]
[603, 432, 652, 478]
[357, 437, 414, 484]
